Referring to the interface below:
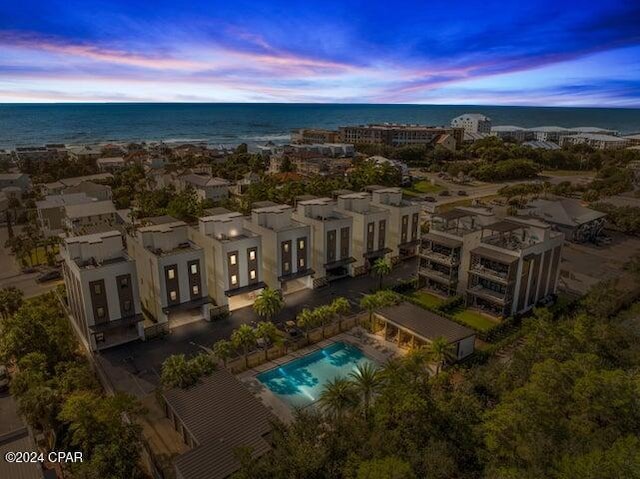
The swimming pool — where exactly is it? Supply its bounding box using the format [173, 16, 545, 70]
[257, 341, 377, 409]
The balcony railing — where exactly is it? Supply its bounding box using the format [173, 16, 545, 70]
[419, 248, 459, 266]
[419, 266, 458, 285]
[467, 284, 510, 304]
[469, 264, 512, 284]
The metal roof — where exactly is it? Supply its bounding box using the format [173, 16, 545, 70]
[163, 368, 276, 479]
[375, 302, 475, 343]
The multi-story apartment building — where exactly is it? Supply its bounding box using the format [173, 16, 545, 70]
[127, 217, 210, 327]
[419, 207, 564, 318]
[244, 202, 313, 294]
[61, 230, 144, 351]
[290, 128, 340, 144]
[561, 133, 628, 150]
[451, 114, 492, 134]
[338, 124, 463, 149]
[190, 209, 265, 311]
[335, 192, 390, 275]
[293, 197, 354, 287]
[370, 187, 421, 261]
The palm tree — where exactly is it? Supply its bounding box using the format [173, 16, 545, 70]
[349, 362, 381, 418]
[253, 288, 284, 322]
[212, 339, 234, 368]
[255, 321, 281, 360]
[231, 324, 257, 368]
[318, 377, 358, 418]
[314, 305, 335, 338]
[371, 257, 392, 290]
[331, 297, 351, 331]
[360, 294, 381, 331]
[296, 308, 317, 342]
[428, 337, 456, 375]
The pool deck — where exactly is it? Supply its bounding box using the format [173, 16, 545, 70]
[237, 329, 402, 423]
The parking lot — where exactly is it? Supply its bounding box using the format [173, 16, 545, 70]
[559, 231, 640, 297]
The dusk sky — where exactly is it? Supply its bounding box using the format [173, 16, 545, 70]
[1, 0, 639, 106]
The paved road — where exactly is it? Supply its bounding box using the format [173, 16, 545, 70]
[97, 258, 418, 398]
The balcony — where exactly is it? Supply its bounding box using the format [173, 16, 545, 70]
[466, 284, 509, 304]
[469, 264, 511, 284]
[419, 248, 460, 266]
[418, 266, 458, 285]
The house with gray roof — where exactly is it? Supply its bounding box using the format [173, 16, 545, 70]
[519, 198, 606, 243]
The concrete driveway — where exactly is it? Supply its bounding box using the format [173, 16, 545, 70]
[97, 258, 418, 398]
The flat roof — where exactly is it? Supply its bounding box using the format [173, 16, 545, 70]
[422, 232, 462, 249]
[375, 302, 475, 343]
[163, 368, 276, 479]
[483, 220, 523, 233]
[471, 246, 519, 264]
[436, 208, 475, 221]
[65, 200, 116, 218]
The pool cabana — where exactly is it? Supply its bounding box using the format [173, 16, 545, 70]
[373, 302, 476, 360]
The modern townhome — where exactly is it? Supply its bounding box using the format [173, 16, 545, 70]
[419, 207, 496, 297]
[244, 202, 313, 294]
[61, 230, 144, 351]
[335, 192, 391, 276]
[370, 187, 421, 261]
[190, 208, 265, 311]
[293, 196, 355, 288]
[419, 207, 564, 318]
[177, 173, 230, 202]
[127, 216, 211, 329]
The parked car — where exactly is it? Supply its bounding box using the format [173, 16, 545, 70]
[423, 196, 436, 202]
[21, 266, 37, 274]
[36, 269, 61, 283]
[457, 190, 468, 196]
[0, 365, 9, 392]
[439, 190, 450, 197]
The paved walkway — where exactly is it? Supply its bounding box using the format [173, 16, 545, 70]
[97, 258, 418, 398]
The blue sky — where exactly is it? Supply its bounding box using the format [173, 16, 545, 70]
[1, 0, 639, 105]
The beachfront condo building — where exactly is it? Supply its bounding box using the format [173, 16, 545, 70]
[61, 230, 144, 351]
[419, 207, 563, 318]
[451, 114, 492, 134]
[338, 124, 464, 149]
[245, 202, 313, 295]
[190, 209, 265, 311]
[127, 217, 210, 328]
[335, 192, 391, 276]
[293, 197, 355, 288]
[370, 187, 421, 261]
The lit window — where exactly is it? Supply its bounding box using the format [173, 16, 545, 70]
[283, 243, 289, 253]
[368, 224, 374, 233]
[249, 250, 256, 261]
[170, 290, 177, 301]
[299, 239, 305, 250]
[94, 283, 102, 295]
[231, 275, 238, 285]
[97, 307, 105, 318]
[284, 262, 290, 272]
[299, 258, 305, 268]
[230, 254, 237, 265]
[250, 270, 256, 280]
[192, 285, 199, 296]
[167, 268, 175, 280]
[190, 263, 198, 275]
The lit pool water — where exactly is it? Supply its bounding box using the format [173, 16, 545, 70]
[257, 341, 377, 409]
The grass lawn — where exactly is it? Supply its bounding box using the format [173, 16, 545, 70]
[408, 291, 445, 309]
[452, 309, 499, 332]
[404, 180, 444, 196]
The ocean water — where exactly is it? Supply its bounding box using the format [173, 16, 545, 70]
[1, 103, 639, 149]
